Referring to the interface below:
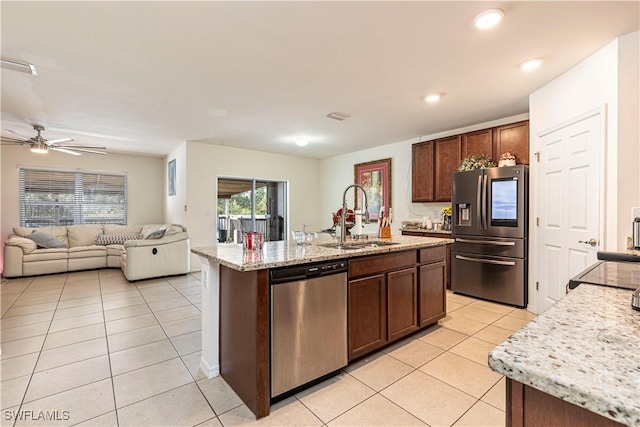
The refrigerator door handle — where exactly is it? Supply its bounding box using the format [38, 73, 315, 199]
[477, 175, 483, 230]
[456, 254, 517, 266]
[455, 238, 516, 246]
[482, 174, 488, 230]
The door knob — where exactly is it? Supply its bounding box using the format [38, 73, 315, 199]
[578, 238, 598, 247]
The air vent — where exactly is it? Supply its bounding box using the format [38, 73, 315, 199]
[326, 112, 350, 121]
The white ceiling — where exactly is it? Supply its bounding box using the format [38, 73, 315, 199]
[1, 1, 638, 159]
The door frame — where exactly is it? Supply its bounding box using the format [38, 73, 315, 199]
[529, 106, 607, 314]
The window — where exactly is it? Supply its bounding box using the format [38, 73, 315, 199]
[19, 167, 127, 227]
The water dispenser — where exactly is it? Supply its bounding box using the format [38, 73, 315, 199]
[457, 203, 471, 226]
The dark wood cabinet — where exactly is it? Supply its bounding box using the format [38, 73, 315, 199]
[412, 141, 435, 202]
[387, 267, 418, 341]
[461, 128, 493, 160]
[402, 231, 451, 289]
[348, 274, 387, 360]
[418, 261, 446, 327]
[507, 379, 623, 427]
[434, 135, 461, 202]
[495, 121, 530, 165]
[411, 120, 529, 204]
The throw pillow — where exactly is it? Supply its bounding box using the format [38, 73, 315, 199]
[95, 234, 142, 245]
[143, 229, 166, 240]
[25, 230, 68, 249]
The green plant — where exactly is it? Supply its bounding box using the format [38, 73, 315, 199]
[458, 154, 496, 171]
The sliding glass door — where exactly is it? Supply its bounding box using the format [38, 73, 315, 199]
[217, 178, 287, 243]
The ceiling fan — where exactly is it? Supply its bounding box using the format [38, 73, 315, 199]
[1, 124, 107, 156]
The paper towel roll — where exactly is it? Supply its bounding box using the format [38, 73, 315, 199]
[354, 210, 362, 236]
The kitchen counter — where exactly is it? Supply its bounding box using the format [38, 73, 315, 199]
[192, 234, 453, 271]
[488, 283, 640, 426]
[400, 228, 452, 235]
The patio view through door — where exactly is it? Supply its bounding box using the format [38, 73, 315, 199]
[217, 178, 287, 243]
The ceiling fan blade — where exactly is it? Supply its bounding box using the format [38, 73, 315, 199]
[58, 144, 106, 149]
[1, 137, 28, 144]
[47, 138, 74, 144]
[5, 129, 30, 140]
[50, 147, 81, 156]
[58, 147, 106, 155]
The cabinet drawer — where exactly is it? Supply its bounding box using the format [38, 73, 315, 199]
[419, 246, 446, 264]
[349, 250, 417, 278]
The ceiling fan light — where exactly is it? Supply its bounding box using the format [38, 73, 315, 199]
[30, 146, 48, 154]
[474, 9, 504, 29]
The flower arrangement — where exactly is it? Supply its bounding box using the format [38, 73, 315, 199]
[441, 206, 452, 217]
[441, 206, 452, 231]
[332, 208, 355, 227]
[498, 151, 517, 167]
[458, 154, 496, 171]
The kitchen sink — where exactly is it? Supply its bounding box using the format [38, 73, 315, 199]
[318, 241, 399, 250]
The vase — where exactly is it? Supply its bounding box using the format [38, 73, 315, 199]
[443, 215, 451, 231]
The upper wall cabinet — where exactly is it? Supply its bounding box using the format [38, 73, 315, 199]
[434, 135, 461, 202]
[411, 141, 434, 202]
[412, 120, 529, 203]
[495, 121, 530, 165]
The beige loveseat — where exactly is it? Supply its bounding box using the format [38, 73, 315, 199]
[3, 224, 190, 281]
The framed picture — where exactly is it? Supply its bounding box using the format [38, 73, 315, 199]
[354, 158, 391, 221]
[168, 159, 176, 196]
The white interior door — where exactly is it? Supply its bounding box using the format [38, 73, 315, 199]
[536, 111, 602, 313]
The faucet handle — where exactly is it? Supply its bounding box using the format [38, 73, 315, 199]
[364, 210, 370, 224]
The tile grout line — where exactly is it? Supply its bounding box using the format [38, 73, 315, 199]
[98, 271, 122, 427]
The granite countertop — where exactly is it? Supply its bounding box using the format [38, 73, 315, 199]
[488, 284, 640, 426]
[192, 234, 453, 271]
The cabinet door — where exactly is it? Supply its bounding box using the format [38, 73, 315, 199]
[387, 267, 418, 342]
[495, 121, 529, 165]
[418, 261, 446, 327]
[412, 141, 434, 202]
[462, 128, 493, 160]
[434, 135, 461, 202]
[348, 274, 387, 360]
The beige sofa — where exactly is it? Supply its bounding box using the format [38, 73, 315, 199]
[3, 224, 190, 281]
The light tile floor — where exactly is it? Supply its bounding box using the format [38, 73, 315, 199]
[1, 269, 537, 426]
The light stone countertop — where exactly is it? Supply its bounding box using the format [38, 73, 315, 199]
[488, 284, 640, 426]
[192, 234, 452, 271]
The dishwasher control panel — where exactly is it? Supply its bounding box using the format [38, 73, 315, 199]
[270, 260, 347, 284]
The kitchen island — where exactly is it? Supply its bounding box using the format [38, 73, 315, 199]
[488, 281, 639, 426]
[192, 234, 452, 418]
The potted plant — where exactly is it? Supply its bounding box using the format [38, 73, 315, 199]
[458, 154, 496, 171]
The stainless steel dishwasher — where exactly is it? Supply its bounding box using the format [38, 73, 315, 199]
[270, 259, 348, 399]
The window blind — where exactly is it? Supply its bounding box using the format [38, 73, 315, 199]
[19, 168, 127, 227]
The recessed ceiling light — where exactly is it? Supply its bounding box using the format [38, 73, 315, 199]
[520, 58, 544, 71]
[424, 94, 441, 103]
[474, 9, 504, 29]
[295, 137, 309, 147]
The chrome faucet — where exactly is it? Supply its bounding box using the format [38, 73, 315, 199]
[340, 184, 370, 245]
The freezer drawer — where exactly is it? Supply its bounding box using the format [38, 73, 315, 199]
[451, 251, 526, 307]
[452, 236, 525, 258]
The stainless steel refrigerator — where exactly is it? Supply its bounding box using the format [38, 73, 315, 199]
[451, 165, 528, 307]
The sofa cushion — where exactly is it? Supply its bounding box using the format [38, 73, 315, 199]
[25, 230, 68, 249]
[106, 244, 125, 256]
[163, 224, 186, 236]
[104, 224, 143, 235]
[67, 225, 104, 247]
[68, 245, 107, 258]
[23, 248, 69, 262]
[96, 234, 141, 245]
[13, 226, 69, 247]
[5, 236, 38, 254]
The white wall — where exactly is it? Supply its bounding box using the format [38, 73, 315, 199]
[164, 142, 188, 227]
[184, 142, 322, 270]
[617, 31, 640, 247]
[530, 33, 639, 251]
[319, 113, 529, 231]
[0, 148, 165, 266]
